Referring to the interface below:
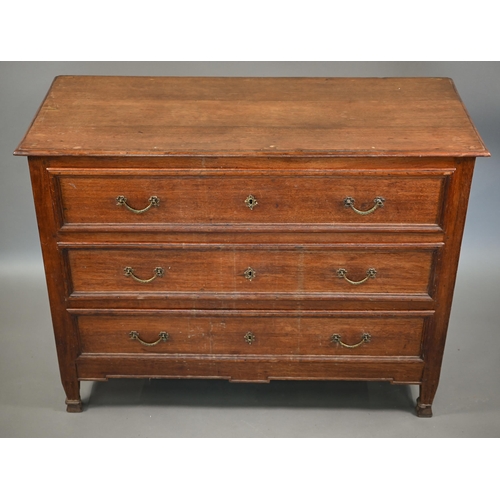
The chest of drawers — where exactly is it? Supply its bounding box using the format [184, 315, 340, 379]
[15, 76, 489, 416]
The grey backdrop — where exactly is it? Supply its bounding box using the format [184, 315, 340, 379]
[1, 62, 499, 437]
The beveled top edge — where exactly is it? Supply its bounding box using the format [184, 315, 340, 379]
[13, 150, 491, 157]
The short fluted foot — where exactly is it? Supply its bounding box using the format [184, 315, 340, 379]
[416, 397, 433, 418]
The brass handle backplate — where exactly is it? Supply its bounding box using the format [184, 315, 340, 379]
[337, 268, 376, 285]
[244, 332, 256, 345]
[116, 195, 160, 214]
[331, 333, 371, 348]
[129, 330, 169, 346]
[124, 266, 165, 283]
[344, 196, 384, 215]
[245, 194, 258, 210]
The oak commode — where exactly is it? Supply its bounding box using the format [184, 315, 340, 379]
[15, 76, 489, 416]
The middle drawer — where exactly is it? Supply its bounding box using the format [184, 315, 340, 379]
[67, 247, 435, 298]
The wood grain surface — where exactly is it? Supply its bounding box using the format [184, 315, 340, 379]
[67, 247, 434, 297]
[15, 77, 490, 157]
[57, 172, 445, 226]
[20, 77, 488, 415]
[76, 312, 426, 357]
[76, 355, 425, 384]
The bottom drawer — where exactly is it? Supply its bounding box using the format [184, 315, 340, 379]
[75, 312, 429, 357]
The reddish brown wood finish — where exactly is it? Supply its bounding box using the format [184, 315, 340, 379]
[17, 77, 489, 415]
[28, 157, 82, 412]
[56, 172, 445, 226]
[75, 355, 425, 384]
[66, 247, 435, 297]
[76, 312, 428, 357]
[417, 158, 477, 417]
[15, 77, 489, 157]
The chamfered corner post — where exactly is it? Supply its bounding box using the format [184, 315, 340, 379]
[28, 156, 82, 413]
[416, 158, 477, 418]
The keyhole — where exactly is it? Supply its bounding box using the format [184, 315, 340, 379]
[245, 194, 258, 210]
[244, 267, 256, 281]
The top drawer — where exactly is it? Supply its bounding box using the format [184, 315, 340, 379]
[55, 172, 446, 228]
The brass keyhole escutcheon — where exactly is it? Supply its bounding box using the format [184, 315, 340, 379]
[245, 194, 258, 210]
[244, 332, 256, 345]
[244, 267, 256, 281]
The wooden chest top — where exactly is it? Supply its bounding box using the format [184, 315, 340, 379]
[14, 76, 489, 158]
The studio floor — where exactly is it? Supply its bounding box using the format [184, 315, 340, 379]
[1, 246, 498, 438]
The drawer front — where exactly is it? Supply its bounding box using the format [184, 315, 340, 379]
[58, 174, 444, 226]
[76, 313, 426, 357]
[67, 247, 435, 297]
